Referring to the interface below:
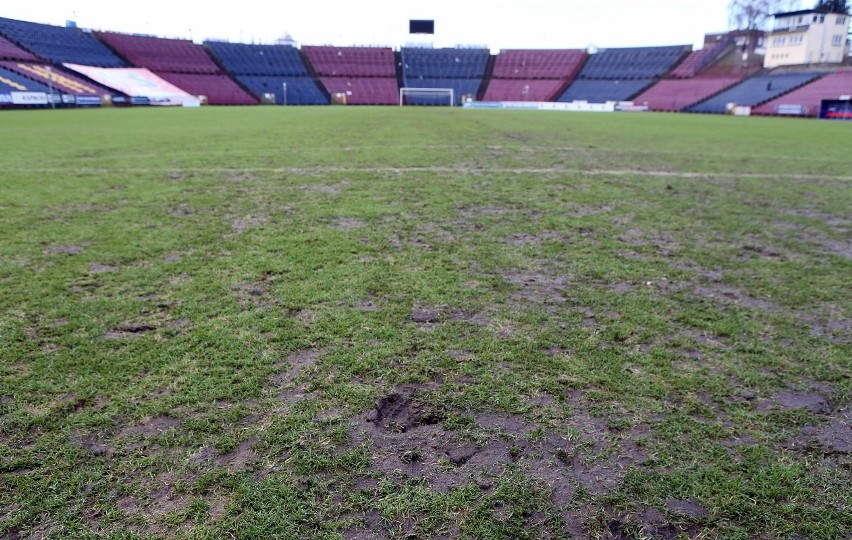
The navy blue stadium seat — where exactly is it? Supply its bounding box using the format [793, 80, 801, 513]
[238, 75, 328, 105]
[401, 48, 490, 79]
[0, 64, 50, 92]
[688, 73, 824, 113]
[557, 79, 654, 103]
[205, 42, 309, 77]
[0, 17, 125, 67]
[577, 46, 686, 80]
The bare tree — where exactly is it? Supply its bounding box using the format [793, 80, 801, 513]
[728, 0, 802, 29]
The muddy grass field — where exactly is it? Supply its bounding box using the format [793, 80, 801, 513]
[0, 107, 850, 539]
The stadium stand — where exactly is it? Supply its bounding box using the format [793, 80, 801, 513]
[490, 49, 587, 80]
[484, 49, 587, 102]
[0, 17, 125, 67]
[669, 41, 733, 79]
[205, 42, 309, 77]
[632, 77, 741, 111]
[0, 35, 40, 61]
[688, 72, 824, 113]
[97, 32, 258, 105]
[206, 41, 328, 105]
[401, 47, 490, 105]
[558, 79, 655, 103]
[753, 71, 852, 117]
[302, 46, 397, 104]
[575, 46, 687, 80]
[557, 45, 687, 103]
[0, 64, 51, 106]
[0, 61, 108, 99]
[155, 72, 259, 105]
[96, 33, 218, 73]
[302, 46, 396, 77]
[484, 79, 570, 102]
[318, 77, 398, 105]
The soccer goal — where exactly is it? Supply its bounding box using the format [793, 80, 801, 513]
[399, 87, 454, 107]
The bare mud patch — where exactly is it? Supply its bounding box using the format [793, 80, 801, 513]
[349, 387, 647, 505]
[617, 228, 679, 255]
[232, 271, 281, 309]
[757, 390, 833, 414]
[232, 213, 268, 233]
[666, 499, 709, 519]
[800, 408, 851, 455]
[70, 429, 113, 457]
[270, 346, 334, 391]
[117, 415, 182, 440]
[330, 217, 366, 230]
[88, 263, 117, 274]
[105, 322, 157, 340]
[301, 183, 346, 195]
[44, 244, 86, 255]
[498, 266, 569, 306]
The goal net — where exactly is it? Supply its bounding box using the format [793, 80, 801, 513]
[399, 87, 454, 107]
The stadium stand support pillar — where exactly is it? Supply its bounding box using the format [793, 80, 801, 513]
[299, 48, 331, 103]
[476, 54, 496, 101]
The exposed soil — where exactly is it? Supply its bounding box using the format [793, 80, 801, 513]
[232, 213, 268, 233]
[88, 263, 117, 273]
[117, 415, 182, 439]
[349, 386, 648, 513]
[798, 408, 851, 455]
[331, 217, 366, 230]
[43, 244, 85, 255]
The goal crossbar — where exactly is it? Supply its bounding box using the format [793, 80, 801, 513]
[399, 87, 454, 107]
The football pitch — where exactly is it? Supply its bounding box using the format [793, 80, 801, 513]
[0, 107, 850, 539]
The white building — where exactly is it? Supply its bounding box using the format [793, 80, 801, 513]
[764, 9, 850, 68]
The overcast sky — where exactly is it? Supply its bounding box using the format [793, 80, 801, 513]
[2, 1, 779, 50]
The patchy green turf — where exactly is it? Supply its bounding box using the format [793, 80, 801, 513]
[0, 107, 850, 540]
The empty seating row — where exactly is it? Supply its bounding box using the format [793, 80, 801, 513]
[401, 48, 489, 79]
[632, 77, 741, 111]
[236, 75, 328, 105]
[206, 42, 309, 76]
[320, 77, 397, 105]
[669, 44, 731, 79]
[302, 46, 395, 77]
[0, 17, 125, 67]
[557, 79, 654, 103]
[0, 35, 39, 61]
[0, 64, 50, 93]
[155, 73, 259, 105]
[753, 71, 852, 116]
[97, 32, 219, 74]
[578, 45, 687, 80]
[0, 62, 107, 96]
[483, 79, 568, 102]
[688, 72, 824, 113]
[491, 49, 587, 80]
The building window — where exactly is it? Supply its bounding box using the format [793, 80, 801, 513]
[790, 35, 803, 45]
[838, 16, 847, 25]
[820, 16, 825, 23]
[773, 37, 786, 46]
[833, 35, 843, 46]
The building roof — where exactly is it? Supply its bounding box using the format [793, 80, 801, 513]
[772, 8, 835, 18]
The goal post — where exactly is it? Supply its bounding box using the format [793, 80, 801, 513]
[399, 87, 454, 107]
